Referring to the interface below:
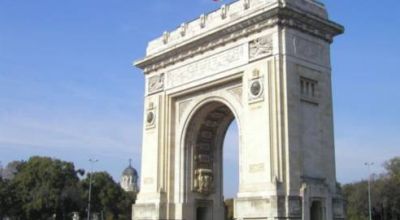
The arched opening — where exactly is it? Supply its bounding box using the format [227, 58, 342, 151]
[310, 200, 324, 220]
[184, 101, 239, 220]
[223, 119, 239, 220]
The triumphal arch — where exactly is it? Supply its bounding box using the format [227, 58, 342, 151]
[133, 0, 344, 219]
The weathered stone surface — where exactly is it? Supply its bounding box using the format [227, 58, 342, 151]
[132, 0, 344, 219]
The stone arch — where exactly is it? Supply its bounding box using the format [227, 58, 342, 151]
[179, 96, 242, 220]
[178, 93, 243, 141]
[133, 1, 344, 219]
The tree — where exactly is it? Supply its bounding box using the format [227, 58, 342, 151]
[11, 156, 83, 219]
[81, 172, 134, 220]
[0, 176, 10, 219]
[384, 157, 400, 183]
[0, 177, 22, 219]
[2, 160, 23, 180]
[0, 161, 24, 219]
[382, 157, 400, 220]
[343, 156, 400, 220]
[343, 181, 369, 220]
[117, 191, 137, 220]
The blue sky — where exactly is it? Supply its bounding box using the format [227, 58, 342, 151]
[0, 0, 399, 198]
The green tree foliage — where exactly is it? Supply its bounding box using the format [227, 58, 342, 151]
[1, 161, 22, 180]
[385, 157, 400, 183]
[117, 191, 137, 219]
[81, 172, 135, 220]
[0, 156, 136, 219]
[343, 181, 368, 220]
[343, 156, 400, 220]
[0, 177, 11, 219]
[11, 157, 84, 219]
[381, 157, 400, 220]
[0, 161, 23, 219]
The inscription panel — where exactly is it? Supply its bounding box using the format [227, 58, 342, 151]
[144, 177, 154, 185]
[235, 198, 270, 218]
[166, 44, 248, 89]
[292, 35, 329, 66]
[249, 163, 265, 173]
[132, 204, 157, 219]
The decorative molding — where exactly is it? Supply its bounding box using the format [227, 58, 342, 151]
[285, 0, 327, 18]
[148, 73, 164, 94]
[135, 7, 343, 73]
[249, 35, 273, 60]
[166, 44, 247, 89]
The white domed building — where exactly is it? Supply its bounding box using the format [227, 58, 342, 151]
[120, 159, 139, 194]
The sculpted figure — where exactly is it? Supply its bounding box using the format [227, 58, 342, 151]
[194, 168, 214, 195]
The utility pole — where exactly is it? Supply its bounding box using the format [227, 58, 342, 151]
[365, 162, 374, 220]
[87, 159, 98, 220]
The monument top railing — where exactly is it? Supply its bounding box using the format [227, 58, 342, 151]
[135, 0, 343, 72]
[144, 0, 326, 56]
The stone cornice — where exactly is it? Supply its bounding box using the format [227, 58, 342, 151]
[135, 6, 343, 74]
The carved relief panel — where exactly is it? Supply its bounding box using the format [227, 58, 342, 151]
[166, 44, 247, 89]
[249, 35, 273, 60]
[148, 73, 164, 95]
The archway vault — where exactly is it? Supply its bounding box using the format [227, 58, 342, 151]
[182, 99, 239, 220]
[176, 80, 244, 201]
[132, 0, 344, 220]
[162, 79, 245, 220]
[188, 102, 234, 196]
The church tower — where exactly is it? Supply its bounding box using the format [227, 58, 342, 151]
[120, 159, 139, 194]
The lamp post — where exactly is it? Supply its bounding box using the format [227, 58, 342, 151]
[365, 162, 374, 220]
[87, 159, 98, 220]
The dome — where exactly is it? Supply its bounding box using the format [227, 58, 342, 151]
[123, 165, 137, 176]
[122, 160, 138, 177]
[121, 159, 139, 193]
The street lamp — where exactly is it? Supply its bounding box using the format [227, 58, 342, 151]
[365, 162, 374, 220]
[87, 159, 98, 220]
